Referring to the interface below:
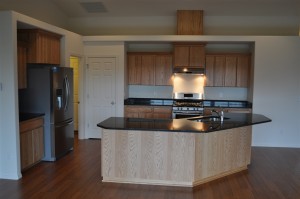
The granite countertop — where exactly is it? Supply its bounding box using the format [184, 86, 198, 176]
[124, 98, 252, 108]
[19, 112, 45, 122]
[97, 113, 271, 133]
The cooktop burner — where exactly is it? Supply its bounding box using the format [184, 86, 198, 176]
[173, 100, 203, 107]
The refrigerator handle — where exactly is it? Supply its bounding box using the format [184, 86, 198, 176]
[64, 75, 70, 112]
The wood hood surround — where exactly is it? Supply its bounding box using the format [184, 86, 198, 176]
[177, 10, 203, 35]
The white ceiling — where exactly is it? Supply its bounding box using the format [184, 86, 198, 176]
[1, 0, 299, 18]
[0, 0, 299, 35]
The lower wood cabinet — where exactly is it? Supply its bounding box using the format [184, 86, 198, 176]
[125, 106, 172, 119]
[204, 107, 252, 115]
[20, 117, 44, 171]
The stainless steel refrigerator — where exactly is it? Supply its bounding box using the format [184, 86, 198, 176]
[19, 64, 74, 161]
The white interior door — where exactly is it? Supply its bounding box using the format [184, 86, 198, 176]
[86, 57, 116, 138]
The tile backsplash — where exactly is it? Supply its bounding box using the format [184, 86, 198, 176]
[128, 85, 173, 98]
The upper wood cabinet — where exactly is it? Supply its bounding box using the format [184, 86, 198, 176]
[18, 29, 61, 64]
[173, 43, 205, 69]
[17, 42, 27, 89]
[236, 55, 251, 87]
[155, 54, 173, 86]
[127, 53, 173, 86]
[205, 53, 251, 87]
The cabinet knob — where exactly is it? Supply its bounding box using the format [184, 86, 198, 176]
[111, 101, 115, 105]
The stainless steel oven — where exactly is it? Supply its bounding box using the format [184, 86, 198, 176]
[172, 92, 204, 119]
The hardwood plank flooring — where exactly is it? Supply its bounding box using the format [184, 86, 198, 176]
[1, 135, 299, 199]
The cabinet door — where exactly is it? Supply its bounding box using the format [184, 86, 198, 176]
[237, 55, 250, 87]
[128, 54, 142, 84]
[224, 56, 237, 87]
[25, 29, 61, 64]
[214, 56, 226, 86]
[125, 106, 153, 118]
[173, 46, 190, 67]
[205, 55, 215, 87]
[17, 44, 27, 89]
[32, 127, 44, 162]
[141, 55, 155, 85]
[155, 54, 173, 85]
[20, 131, 34, 170]
[189, 45, 205, 67]
[152, 107, 172, 119]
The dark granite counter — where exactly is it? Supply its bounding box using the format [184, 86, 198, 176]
[124, 98, 252, 108]
[124, 98, 173, 106]
[19, 112, 45, 122]
[97, 113, 271, 133]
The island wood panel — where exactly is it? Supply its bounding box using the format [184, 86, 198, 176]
[101, 126, 252, 187]
[194, 126, 252, 185]
[102, 129, 196, 186]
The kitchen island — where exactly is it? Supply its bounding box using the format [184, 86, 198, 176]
[97, 113, 271, 187]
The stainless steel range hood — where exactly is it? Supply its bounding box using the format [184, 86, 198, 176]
[173, 67, 205, 75]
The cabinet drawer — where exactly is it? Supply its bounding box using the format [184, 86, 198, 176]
[20, 117, 44, 133]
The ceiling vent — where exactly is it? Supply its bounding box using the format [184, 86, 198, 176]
[79, 2, 107, 13]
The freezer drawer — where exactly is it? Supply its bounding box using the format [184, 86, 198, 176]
[54, 120, 74, 159]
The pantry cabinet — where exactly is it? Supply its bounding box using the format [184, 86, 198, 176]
[20, 117, 44, 171]
[18, 29, 61, 64]
[127, 53, 173, 86]
[173, 44, 205, 69]
[205, 53, 251, 87]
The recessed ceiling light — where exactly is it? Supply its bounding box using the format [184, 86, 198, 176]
[79, 2, 107, 13]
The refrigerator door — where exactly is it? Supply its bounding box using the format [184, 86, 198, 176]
[53, 67, 73, 123]
[54, 119, 74, 158]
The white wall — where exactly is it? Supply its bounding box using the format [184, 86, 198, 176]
[252, 36, 300, 147]
[128, 85, 173, 98]
[83, 42, 126, 119]
[0, 11, 83, 180]
[67, 15, 300, 36]
[0, 11, 21, 180]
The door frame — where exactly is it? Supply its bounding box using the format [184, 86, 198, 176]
[69, 54, 85, 139]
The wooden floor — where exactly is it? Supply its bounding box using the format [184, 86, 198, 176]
[1, 135, 300, 199]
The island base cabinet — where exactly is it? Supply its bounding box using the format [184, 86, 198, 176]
[101, 126, 252, 187]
